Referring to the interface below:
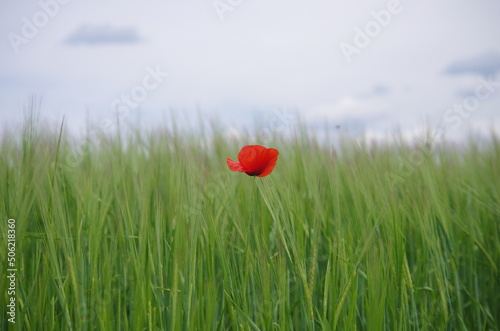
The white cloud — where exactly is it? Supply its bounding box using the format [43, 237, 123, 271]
[64, 24, 142, 45]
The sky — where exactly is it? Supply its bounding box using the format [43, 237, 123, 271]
[1, 0, 500, 141]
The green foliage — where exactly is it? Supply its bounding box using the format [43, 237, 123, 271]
[0, 116, 499, 330]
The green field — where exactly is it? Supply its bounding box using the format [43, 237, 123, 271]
[1, 116, 499, 330]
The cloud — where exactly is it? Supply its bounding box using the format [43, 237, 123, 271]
[444, 50, 500, 77]
[307, 96, 389, 124]
[64, 24, 142, 45]
[372, 85, 390, 96]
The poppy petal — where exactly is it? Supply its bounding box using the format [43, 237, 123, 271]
[256, 148, 279, 177]
[245, 147, 278, 176]
[237, 145, 265, 170]
[228, 145, 279, 177]
[226, 157, 246, 172]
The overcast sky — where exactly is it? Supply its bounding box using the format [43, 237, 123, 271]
[1, 0, 500, 140]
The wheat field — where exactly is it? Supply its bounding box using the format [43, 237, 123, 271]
[0, 115, 499, 330]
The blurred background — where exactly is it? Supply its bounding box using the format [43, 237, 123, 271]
[1, 0, 499, 141]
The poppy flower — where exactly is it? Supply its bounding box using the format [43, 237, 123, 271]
[227, 145, 279, 177]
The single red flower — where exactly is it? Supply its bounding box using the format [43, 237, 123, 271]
[227, 145, 279, 177]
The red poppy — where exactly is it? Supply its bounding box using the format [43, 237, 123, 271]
[227, 145, 279, 177]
